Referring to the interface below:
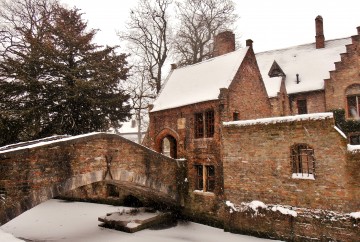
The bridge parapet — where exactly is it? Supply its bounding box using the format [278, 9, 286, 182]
[0, 133, 186, 225]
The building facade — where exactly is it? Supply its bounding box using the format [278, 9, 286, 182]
[147, 16, 360, 240]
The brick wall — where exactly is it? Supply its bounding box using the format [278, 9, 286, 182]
[0, 133, 185, 224]
[148, 101, 224, 220]
[227, 48, 272, 120]
[224, 205, 360, 241]
[222, 115, 360, 240]
[325, 28, 360, 112]
[289, 91, 326, 115]
[222, 116, 360, 213]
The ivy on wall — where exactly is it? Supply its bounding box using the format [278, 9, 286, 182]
[332, 109, 360, 135]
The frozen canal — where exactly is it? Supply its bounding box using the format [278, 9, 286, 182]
[1, 199, 282, 242]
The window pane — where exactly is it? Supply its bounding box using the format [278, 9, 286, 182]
[350, 134, 360, 145]
[291, 144, 315, 176]
[207, 179, 215, 192]
[233, 112, 239, 121]
[297, 100, 307, 114]
[195, 165, 203, 190]
[194, 113, 204, 138]
[206, 165, 215, 177]
[347, 96, 357, 117]
[205, 110, 215, 137]
[206, 166, 215, 192]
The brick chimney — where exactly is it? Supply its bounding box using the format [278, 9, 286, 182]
[213, 31, 235, 57]
[315, 15, 325, 49]
[246, 39, 253, 48]
[171, 63, 177, 70]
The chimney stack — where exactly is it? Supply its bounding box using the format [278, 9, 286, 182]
[246, 39, 253, 48]
[213, 31, 235, 57]
[171, 63, 177, 70]
[315, 15, 325, 49]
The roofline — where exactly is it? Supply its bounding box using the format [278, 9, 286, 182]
[150, 99, 219, 113]
[255, 37, 351, 55]
[288, 88, 324, 96]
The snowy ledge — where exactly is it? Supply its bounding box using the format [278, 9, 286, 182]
[226, 200, 360, 221]
[350, 212, 360, 219]
[223, 112, 333, 127]
[193, 190, 215, 196]
[225, 200, 297, 217]
[347, 144, 360, 153]
[292, 173, 315, 180]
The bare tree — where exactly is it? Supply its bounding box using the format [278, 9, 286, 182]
[118, 0, 172, 95]
[127, 63, 155, 143]
[173, 0, 238, 66]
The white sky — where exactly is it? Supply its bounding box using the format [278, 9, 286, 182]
[60, 0, 360, 52]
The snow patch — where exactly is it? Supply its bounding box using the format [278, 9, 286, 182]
[224, 113, 333, 127]
[0, 229, 24, 242]
[292, 173, 315, 180]
[126, 222, 141, 228]
[271, 206, 297, 217]
[226, 200, 297, 217]
[334, 126, 347, 139]
[347, 144, 360, 153]
[0, 132, 102, 154]
[350, 212, 360, 219]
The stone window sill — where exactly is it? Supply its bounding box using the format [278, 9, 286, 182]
[292, 173, 315, 180]
[193, 190, 215, 196]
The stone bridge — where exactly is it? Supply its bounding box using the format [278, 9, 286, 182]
[0, 133, 186, 225]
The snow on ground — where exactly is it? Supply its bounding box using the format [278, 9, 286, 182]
[0, 229, 24, 242]
[1, 199, 282, 242]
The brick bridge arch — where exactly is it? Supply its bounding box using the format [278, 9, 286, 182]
[0, 133, 186, 225]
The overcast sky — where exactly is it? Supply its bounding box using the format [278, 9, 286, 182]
[60, 0, 360, 53]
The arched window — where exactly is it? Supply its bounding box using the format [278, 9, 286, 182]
[290, 144, 315, 180]
[346, 84, 360, 119]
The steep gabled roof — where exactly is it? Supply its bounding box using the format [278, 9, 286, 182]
[151, 47, 250, 112]
[257, 37, 351, 97]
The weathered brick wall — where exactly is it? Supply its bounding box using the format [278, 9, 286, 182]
[222, 116, 360, 240]
[0, 133, 185, 224]
[222, 116, 360, 213]
[227, 48, 272, 120]
[224, 205, 360, 241]
[325, 28, 360, 112]
[148, 101, 224, 221]
[289, 91, 326, 114]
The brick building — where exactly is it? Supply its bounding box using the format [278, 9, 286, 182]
[147, 16, 360, 239]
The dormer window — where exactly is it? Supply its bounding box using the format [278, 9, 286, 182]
[268, 60, 285, 77]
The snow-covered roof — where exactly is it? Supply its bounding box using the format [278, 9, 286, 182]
[151, 47, 249, 112]
[257, 38, 351, 97]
